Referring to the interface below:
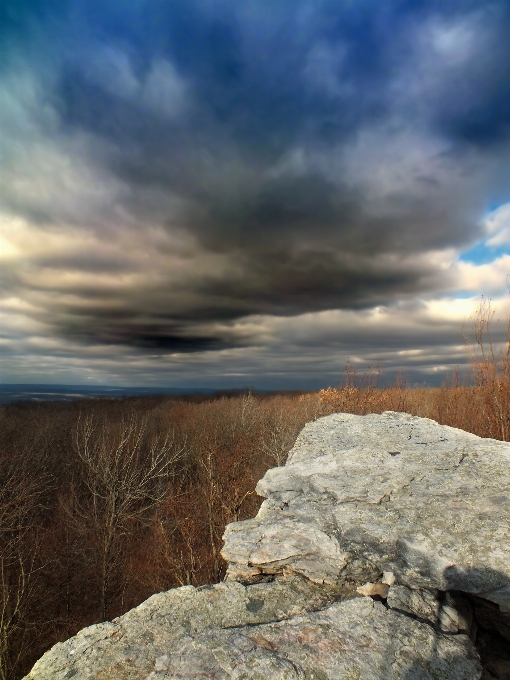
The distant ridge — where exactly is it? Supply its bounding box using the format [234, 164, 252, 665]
[0, 384, 218, 405]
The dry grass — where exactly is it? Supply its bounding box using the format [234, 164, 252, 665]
[319, 298, 510, 440]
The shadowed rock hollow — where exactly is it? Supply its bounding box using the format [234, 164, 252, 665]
[25, 412, 510, 679]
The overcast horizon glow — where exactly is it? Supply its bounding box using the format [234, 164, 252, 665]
[1, 0, 509, 390]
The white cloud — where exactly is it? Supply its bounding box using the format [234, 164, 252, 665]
[455, 255, 510, 293]
[303, 42, 350, 98]
[0, 64, 130, 229]
[142, 59, 187, 118]
[484, 202, 510, 246]
[82, 45, 140, 99]
[70, 47, 188, 118]
[429, 18, 478, 66]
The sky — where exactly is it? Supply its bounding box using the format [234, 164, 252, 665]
[1, 0, 509, 390]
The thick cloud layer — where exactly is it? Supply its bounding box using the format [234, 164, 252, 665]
[1, 0, 509, 385]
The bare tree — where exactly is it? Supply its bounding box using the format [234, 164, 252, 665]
[0, 460, 46, 680]
[152, 511, 205, 588]
[69, 413, 186, 621]
[260, 395, 320, 466]
[464, 296, 510, 440]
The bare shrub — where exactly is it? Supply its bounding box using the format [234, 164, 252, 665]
[320, 296, 510, 441]
[464, 297, 510, 440]
[259, 396, 303, 465]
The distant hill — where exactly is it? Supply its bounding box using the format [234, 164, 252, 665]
[0, 384, 217, 405]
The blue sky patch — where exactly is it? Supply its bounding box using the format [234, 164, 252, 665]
[459, 241, 509, 265]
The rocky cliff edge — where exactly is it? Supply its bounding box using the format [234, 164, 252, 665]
[25, 412, 510, 679]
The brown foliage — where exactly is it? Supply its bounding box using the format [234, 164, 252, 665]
[0, 391, 318, 677]
[319, 298, 510, 440]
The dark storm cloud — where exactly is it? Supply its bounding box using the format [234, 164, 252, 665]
[54, 317, 231, 353]
[2, 0, 510, 354]
[426, 6, 510, 145]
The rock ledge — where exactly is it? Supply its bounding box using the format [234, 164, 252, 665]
[25, 412, 510, 679]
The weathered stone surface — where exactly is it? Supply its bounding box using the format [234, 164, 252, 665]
[25, 412, 510, 679]
[24, 578, 348, 680]
[156, 597, 480, 679]
[25, 581, 481, 679]
[381, 571, 396, 586]
[223, 411, 510, 611]
[387, 584, 440, 625]
[357, 581, 390, 598]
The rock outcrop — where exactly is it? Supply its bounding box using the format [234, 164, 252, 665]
[25, 412, 510, 679]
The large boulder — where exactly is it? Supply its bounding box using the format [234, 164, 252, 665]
[24, 412, 510, 680]
[224, 411, 510, 605]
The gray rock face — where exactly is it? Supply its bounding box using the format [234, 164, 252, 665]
[25, 578, 481, 680]
[224, 411, 510, 609]
[25, 412, 510, 680]
[387, 585, 441, 626]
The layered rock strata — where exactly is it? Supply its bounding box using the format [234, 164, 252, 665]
[25, 412, 510, 679]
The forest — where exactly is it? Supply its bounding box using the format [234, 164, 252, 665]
[1, 305, 509, 680]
